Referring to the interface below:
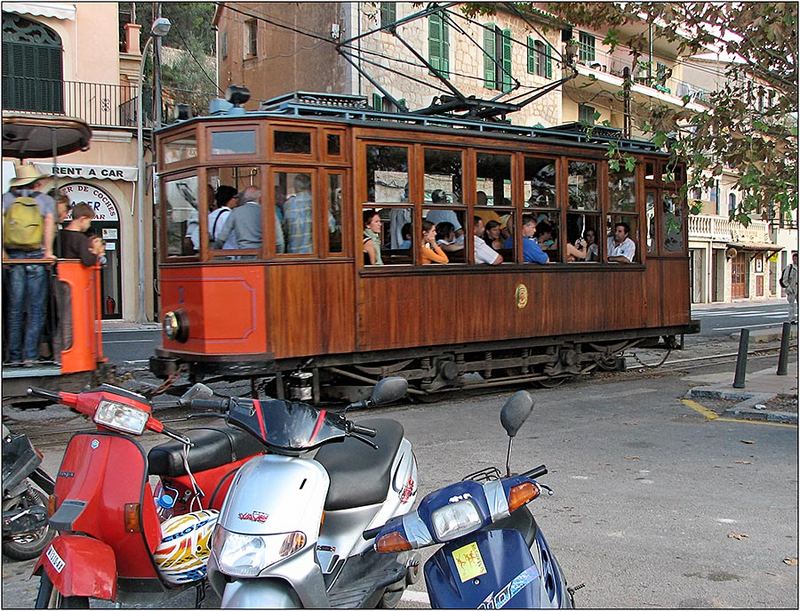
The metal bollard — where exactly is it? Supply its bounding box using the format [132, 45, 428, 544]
[732, 328, 749, 389]
[776, 322, 791, 376]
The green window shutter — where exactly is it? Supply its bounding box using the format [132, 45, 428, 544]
[429, 14, 441, 74]
[501, 29, 512, 93]
[527, 37, 535, 74]
[545, 44, 552, 79]
[483, 23, 495, 89]
[372, 93, 382, 110]
[441, 15, 449, 77]
[380, 3, 396, 27]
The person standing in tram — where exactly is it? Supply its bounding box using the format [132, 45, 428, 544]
[283, 174, 312, 254]
[215, 186, 263, 250]
[208, 185, 238, 249]
[2, 165, 56, 366]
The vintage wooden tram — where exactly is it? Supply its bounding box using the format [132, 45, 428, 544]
[149, 92, 698, 401]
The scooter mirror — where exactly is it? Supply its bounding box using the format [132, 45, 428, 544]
[500, 391, 534, 438]
[181, 383, 214, 402]
[370, 377, 408, 406]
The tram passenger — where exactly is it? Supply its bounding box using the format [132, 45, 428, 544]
[208, 185, 238, 249]
[521, 214, 549, 265]
[283, 174, 312, 254]
[49, 190, 70, 226]
[501, 214, 514, 247]
[584, 229, 599, 261]
[473, 217, 502, 265]
[398, 223, 412, 250]
[474, 191, 502, 226]
[535, 220, 557, 253]
[565, 238, 588, 262]
[607, 222, 636, 263]
[60, 204, 106, 266]
[425, 190, 463, 238]
[435, 222, 464, 253]
[421, 220, 448, 265]
[363, 209, 383, 265]
[483, 220, 503, 251]
[216, 186, 263, 250]
[3, 165, 57, 366]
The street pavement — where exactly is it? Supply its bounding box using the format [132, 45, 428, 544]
[2, 353, 797, 608]
[692, 299, 794, 336]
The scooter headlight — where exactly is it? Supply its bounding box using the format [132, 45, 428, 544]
[430, 499, 482, 541]
[93, 400, 149, 435]
[211, 527, 306, 577]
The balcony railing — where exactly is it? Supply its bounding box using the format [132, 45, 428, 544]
[689, 214, 772, 243]
[575, 48, 712, 105]
[2, 77, 152, 128]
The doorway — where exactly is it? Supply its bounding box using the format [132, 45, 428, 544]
[731, 252, 748, 299]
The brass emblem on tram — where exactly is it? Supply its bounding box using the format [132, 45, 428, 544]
[515, 283, 529, 309]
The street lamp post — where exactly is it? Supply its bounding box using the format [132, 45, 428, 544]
[136, 17, 171, 323]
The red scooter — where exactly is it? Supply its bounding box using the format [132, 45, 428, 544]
[28, 384, 263, 608]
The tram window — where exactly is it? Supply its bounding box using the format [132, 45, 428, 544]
[645, 161, 656, 181]
[662, 192, 684, 252]
[606, 214, 640, 263]
[275, 130, 312, 155]
[327, 174, 344, 254]
[164, 175, 200, 257]
[609, 166, 636, 212]
[164, 134, 197, 165]
[211, 130, 256, 156]
[366, 145, 409, 203]
[276, 172, 314, 255]
[568, 161, 598, 211]
[424, 149, 463, 205]
[661, 162, 684, 184]
[363, 206, 413, 266]
[423, 208, 466, 264]
[566, 213, 601, 262]
[327, 134, 341, 156]
[646, 191, 657, 254]
[206, 165, 262, 258]
[476, 153, 512, 206]
[524, 157, 556, 208]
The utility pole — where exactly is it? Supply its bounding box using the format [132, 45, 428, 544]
[622, 67, 631, 139]
[154, 2, 163, 128]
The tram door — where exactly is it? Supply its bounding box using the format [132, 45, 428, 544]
[94, 220, 122, 319]
[731, 253, 748, 299]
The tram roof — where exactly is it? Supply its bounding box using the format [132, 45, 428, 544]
[156, 91, 665, 155]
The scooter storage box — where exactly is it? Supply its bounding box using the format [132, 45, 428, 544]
[147, 427, 263, 477]
[2, 433, 40, 493]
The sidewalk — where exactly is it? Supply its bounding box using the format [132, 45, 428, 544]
[101, 320, 161, 333]
[684, 359, 798, 424]
[691, 297, 787, 311]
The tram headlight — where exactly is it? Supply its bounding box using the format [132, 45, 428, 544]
[163, 310, 188, 342]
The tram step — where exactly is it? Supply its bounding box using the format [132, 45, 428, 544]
[2, 365, 61, 378]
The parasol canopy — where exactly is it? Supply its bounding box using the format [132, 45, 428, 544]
[2, 113, 92, 159]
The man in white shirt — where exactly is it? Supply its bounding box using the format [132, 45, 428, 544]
[607, 222, 636, 263]
[208, 185, 238, 249]
[473, 216, 502, 265]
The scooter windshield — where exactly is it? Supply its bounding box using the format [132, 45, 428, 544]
[227, 398, 347, 451]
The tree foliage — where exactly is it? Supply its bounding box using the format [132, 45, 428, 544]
[464, 2, 798, 224]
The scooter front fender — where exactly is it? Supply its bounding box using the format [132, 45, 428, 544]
[220, 578, 302, 608]
[33, 535, 117, 600]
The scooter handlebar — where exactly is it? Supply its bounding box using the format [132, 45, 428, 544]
[523, 464, 548, 479]
[350, 423, 377, 438]
[27, 387, 61, 402]
[363, 525, 383, 540]
[181, 397, 231, 412]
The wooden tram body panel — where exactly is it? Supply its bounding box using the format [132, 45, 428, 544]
[152, 97, 696, 389]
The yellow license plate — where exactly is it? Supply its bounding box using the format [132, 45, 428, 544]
[452, 542, 487, 582]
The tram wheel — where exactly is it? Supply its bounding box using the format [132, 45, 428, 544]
[537, 375, 570, 389]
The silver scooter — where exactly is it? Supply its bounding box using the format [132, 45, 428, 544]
[185, 378, 419, 608]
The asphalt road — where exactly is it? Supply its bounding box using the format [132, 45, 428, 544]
[101, 329, 160, 364]
[692, 300, 793, 336]
[2, 356, 797, 608]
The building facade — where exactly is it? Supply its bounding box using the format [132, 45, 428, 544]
[214, 2, 564, 127]
[2, 1, 155, 321]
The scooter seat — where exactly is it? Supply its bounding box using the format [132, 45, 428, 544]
[315, 418, 404, 511]
[147, 426, 264, 478]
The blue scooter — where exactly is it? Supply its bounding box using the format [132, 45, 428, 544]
[365, 391, 583, 608]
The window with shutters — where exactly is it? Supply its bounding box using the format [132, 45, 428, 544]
[2, 12, 63, 113]
[380, 3, 397, 27]
[527, 38, 552, 79]
[578, 104, 596, 125]
[578, 31, 595, 63]
[428, 12, 449, 78]
[483, 24, 511, 91]
[221, 31, 228, 59]
[245, 19, 257, 56]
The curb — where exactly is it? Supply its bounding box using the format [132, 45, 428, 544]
[685, 386, 797, 425]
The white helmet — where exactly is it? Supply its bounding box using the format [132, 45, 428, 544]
[154, 509, 219, 585]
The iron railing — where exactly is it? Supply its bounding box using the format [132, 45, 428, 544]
[2, 77, 153, 128]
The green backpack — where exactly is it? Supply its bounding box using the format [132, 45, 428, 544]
[3, 196, 44, 250]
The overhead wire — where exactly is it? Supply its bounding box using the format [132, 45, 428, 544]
[170, 26, 225, 95]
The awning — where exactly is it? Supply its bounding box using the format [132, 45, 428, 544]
[3, 113, 92, 159]
[727, 242, 783, 261]
[3, 2, 76, 21]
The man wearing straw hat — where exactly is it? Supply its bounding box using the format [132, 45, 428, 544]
[3, 164, 56, 366]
